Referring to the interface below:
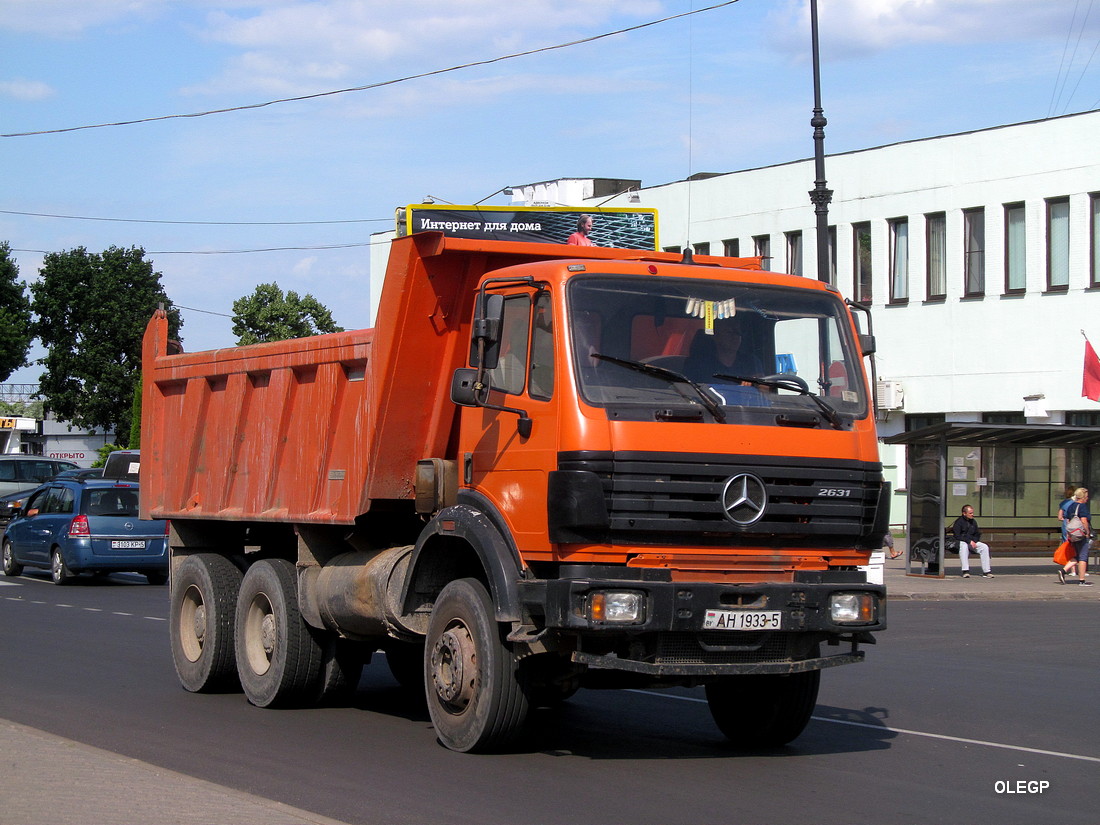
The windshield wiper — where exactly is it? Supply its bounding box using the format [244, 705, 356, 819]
[715, 374, 845, 430]
[593, 353, 726, 423]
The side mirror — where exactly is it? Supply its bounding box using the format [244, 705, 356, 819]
[451, 368, 479, 407]
[860, 333, 876, 356]
[470, 293, 504, 370]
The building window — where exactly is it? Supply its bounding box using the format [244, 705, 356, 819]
[963, 208, 985, 297]
[1047, 197, 1070, 291]
[785, 231, 803, 276]
[889, 218, 909, 304]
[1067, 411, 1100, 426]
[753, 235, 771, 268]
[1004, 202, 1026, 294]
[693, 241, 710, 256]
[723, 238, 740, 257]
[663, 245, 681, 254]
[905, 413, 945, 432]
[1091, 194, 1100, 287]
[926, 212, 946, 300]
[982, 412, 1026, 425]
[853, 222, 872, 303]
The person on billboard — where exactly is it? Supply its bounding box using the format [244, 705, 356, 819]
[567, 214, 595, 246]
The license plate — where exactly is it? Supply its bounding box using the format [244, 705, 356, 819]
[110, 540, 146, 549]
[703, 609, 783, 631]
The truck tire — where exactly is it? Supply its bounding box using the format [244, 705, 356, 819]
[705, 670, 821, 748]
[171, 554, 243, 693]
[2, 539, 22, 577]
[235, 558, 323, 708]
[425, 578, 529, 752]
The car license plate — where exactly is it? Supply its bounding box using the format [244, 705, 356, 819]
[111, 540, 146, 550]
[703, 609, 782, 631]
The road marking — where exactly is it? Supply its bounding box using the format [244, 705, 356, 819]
[84, 607, 103, 612]
[143, 616, 166, 622]
[630, 689, 1100, 764]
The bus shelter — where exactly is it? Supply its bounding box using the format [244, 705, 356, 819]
[884, 423, 1100, 577]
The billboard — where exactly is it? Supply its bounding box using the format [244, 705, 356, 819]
[399, 204, 659, 250]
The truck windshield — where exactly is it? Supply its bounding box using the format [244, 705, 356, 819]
[568, 275, 867, 425]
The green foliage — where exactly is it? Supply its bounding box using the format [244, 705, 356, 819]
[0, 399, 44, 418]
[231, 282, 343, 345]
[30, 246, 182, 446]
[93, 443, 124, 468]
[129, 377, 142, 449]
[0, 241, 33, 382]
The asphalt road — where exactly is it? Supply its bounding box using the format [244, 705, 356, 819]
[1, 571, 1096, 825]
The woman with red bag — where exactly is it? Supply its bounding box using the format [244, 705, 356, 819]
[1059, 488, 1093, 587]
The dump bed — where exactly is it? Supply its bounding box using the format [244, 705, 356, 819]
[142, 233, 729, 524]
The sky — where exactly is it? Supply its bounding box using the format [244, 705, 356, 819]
[2, 0, 1098, 384]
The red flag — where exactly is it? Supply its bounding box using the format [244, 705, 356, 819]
[1084, 339, 1100, 401]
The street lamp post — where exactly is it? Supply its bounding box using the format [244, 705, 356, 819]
[808, 0, 833, 284]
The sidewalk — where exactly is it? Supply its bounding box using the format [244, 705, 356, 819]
[882, 552, 1096, 600]
[0, 718, 353, 825]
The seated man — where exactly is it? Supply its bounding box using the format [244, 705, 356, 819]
[951, 504, 994, 578]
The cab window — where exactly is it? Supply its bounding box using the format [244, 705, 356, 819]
[487, 295, 531, 395]
[528, 293, 554, 401]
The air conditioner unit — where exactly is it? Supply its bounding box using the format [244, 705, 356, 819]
[876, 380, 904, 410]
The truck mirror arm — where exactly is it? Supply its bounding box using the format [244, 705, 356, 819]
[450, 368, 533, 439]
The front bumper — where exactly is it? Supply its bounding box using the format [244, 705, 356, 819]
[520, 573, 884, 677]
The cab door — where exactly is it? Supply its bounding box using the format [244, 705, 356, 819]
[459, 289, 559, 558]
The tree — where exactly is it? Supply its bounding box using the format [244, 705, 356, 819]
[0, 241, 33, 382]
[231, 282, 343, 345]
[30, 246, 182, 446]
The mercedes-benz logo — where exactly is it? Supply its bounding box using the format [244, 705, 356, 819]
[721, 473, 768, 525]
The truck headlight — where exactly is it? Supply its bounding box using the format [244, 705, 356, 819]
[829, 592, 877, 625]
[586, 590, 645, 624]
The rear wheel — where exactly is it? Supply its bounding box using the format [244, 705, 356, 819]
[50, 548, 74, 585]
[425, 578, 529, 752]
[235, 558, 323, 708]
[2, 539, 22, 577]
[706, 670, 820, 748]
[170, 554, 243, 692]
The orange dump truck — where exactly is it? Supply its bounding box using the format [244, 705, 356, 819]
[142, 231, 888, 752]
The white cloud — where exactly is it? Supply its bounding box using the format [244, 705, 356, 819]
[0, 79, 56, 100]
[0, 0, 168, 36]
[769, 0, 1098, 57]
[188, 0, 663, 97]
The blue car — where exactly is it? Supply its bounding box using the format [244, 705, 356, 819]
[1, 479, 168, 585]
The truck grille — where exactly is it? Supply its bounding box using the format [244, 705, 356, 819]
[557, 450, 883, 548]
[655, 631, 799, 665]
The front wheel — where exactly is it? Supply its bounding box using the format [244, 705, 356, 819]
[235, 558, 323, 708]
[170, 554, 243, 692]
[2, 539, 22, 577]
[425, 578, 529, 752]
[706, 670, 820, 748]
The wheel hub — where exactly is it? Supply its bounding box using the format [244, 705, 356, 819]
[430, 625, 476, 709]
[191, 604, 207, 644]
[260, 613, 276, 655]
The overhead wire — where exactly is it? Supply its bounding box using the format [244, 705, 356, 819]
[0, 208, 389, 226]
